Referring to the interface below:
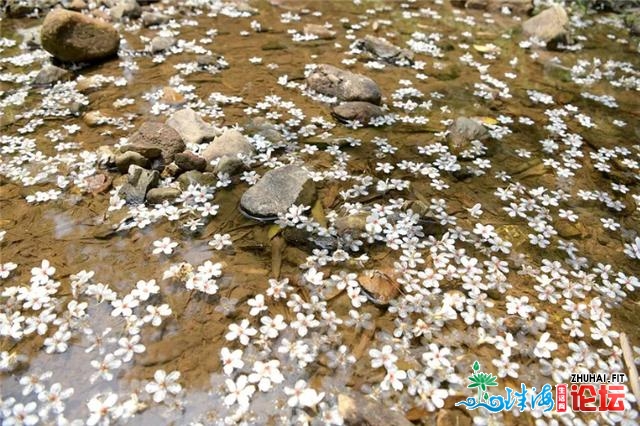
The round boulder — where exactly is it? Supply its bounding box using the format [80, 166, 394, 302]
[41, 9, 120, 63]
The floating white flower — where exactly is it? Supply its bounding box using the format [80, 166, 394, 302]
[145, 370, 182, 403]
[220, 347, 244, 375]
[152, 237, 178, 255]
[86, 393, 119, 426]
[284, 380, 324, 408]
[225, 319, 257, 345]
[224, 375, 255, 408]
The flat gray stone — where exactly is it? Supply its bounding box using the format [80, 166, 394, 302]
[303, 23, 336, 40]
[201, 129, 254, 163]
[142, 11, 170, 27]
[240, 165, 316, 219]
[166, 108, 220, 145]
[353, 35, 413, 64]
[66, 0, 87, 11]
[245, 117, 285, 144]
[33, 64, 72, 86]
[213, 156, 244, 175]
[331, 101, 384, 125]
[591, 0, 640, 13]
[626, 12, 640, 36]
[150, 35, 175, 53]
[306, 64, 382, 105]
[146, 187, 181, 204]
[446, 117, 490, 158]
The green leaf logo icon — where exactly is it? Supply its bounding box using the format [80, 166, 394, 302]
[467, 360, 499, 402]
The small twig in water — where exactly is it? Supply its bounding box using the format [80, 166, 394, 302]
[182, 289, 196, 315]
[620, 332, 640, 409]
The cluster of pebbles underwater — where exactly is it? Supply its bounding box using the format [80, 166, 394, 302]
[1, 0, 640, 424]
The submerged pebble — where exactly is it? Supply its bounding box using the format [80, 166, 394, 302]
[1, 1, 639, 425]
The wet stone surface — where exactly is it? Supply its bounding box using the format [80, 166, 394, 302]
[123, 121, 185, 163]
[306, 63, 383, 105]
[40, 8, 120, 63]
[240, 164, 316, 219]
[118, 164, 160, 204]
[166, 107, 221, 145]
[0, 1, 640, 425]
[331, 101, 386, 125]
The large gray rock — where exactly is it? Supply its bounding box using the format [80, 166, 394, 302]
[522, 5, 568, 45]
[122, 122, 185, 163]
[240, 165, 316, 219]
[41, 9, 120, 63]
[331, 102, 385, 125]
[166, 108, 220, 145]
[446, 117, 490, 158]
[353, 35, 413, 64]
[201, 129, 254, 164]
[306, 64, 382, 105]
[118, 165, 159, 205]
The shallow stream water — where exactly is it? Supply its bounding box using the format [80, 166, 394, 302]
[1, 1, 640, 425]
